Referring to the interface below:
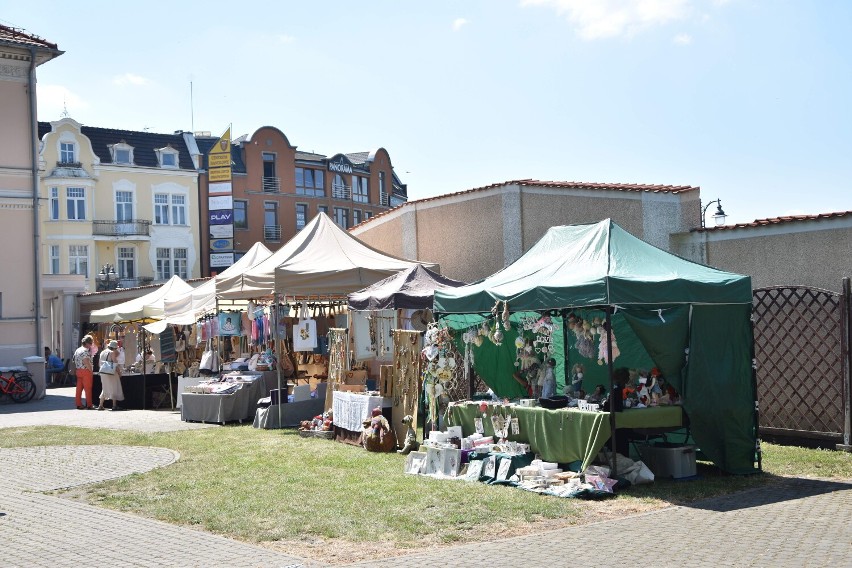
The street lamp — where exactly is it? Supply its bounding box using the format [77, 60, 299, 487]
[701, 199, 727, 228]
[97, 264, 120, 292]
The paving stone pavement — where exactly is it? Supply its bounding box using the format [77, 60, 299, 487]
[2, 389, 851, 567]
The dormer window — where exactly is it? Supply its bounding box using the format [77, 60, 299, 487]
[60, 142, 76, 164]
[110, 141, 134, 165]
[157, 146, 179, 169]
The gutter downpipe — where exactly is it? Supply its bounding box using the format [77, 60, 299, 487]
[29, 46, 43, 361]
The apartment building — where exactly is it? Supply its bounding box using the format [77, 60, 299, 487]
[196, 125, 408, 275]
[0, 25, 62, 374]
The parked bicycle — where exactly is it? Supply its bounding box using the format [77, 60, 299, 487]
[0, 367, 36, 403]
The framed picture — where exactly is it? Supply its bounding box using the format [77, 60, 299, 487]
[218, 312, 241, 336]
[496, 457, 512, 481]
[465, 459, 484, 481]
[482, 455, 497, 478]
[474, 417, 484, 434]
[404, 451, 426, 475]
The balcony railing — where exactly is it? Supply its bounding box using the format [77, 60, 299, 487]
[331, 183, 351, 200]
[118, 276, 154, 289]
[262, 176, 280, 192]
[264, 225, 282, 241]
[57, 161, 83, 169]
[92, 219, 151, 237]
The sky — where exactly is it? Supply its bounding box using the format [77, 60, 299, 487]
[3, 0, 851, 225]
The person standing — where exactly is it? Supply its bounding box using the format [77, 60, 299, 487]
[97, 340, 125, 411]
[73, 335, 95, 409]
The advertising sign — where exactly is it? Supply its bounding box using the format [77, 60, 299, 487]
[209, 209, 233, 225]
[210, 252, 235, 267]
[209, 224, 234, 239]
[209, 181, 232, 195]
[211, 238, 233, 250]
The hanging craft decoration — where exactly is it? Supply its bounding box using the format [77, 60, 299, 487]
[392, 329, 421, 417]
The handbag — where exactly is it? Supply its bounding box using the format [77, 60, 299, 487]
[292, 304, 318, 351]
[99, 355, 116, 375]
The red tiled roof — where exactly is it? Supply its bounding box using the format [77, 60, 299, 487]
[699, 210, 852, 232]
[349, 179, 698, 230]
[0, 24, 59, 50]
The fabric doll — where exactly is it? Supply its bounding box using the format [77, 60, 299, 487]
[567, 363, 584, 397]
[540, 358, 557, 399]
[597, 321, 620, 365]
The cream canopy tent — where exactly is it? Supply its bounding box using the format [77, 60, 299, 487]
[162, 242, 273, 324]
[89, 275, 195, 323]
[218, 212, 437, 300]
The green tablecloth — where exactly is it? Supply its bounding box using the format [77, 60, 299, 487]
[446, 404, 682, 471]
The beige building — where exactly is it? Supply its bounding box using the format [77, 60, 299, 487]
[0, 25, 63, 379]
[38, 118, 202, 357]
[350, 179, 700, 282]
[674, 212, 852, 292]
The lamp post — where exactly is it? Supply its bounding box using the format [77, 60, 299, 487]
[701, 199, 727, 228]
[97, 264, 120, 292]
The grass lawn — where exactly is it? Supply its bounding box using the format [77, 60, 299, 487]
[3, 425, 851, 563]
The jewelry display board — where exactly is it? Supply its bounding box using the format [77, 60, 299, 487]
[325, 327, 348, 412]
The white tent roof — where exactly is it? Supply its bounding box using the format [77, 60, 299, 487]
[89, 275, 194, 323]
[217, 212, 437, 299]
[164, 242, 272, 319]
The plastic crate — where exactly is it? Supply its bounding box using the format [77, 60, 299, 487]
[638, 443, 696, 479]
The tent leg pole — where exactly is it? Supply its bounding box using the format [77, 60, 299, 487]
[275, 293, 283, 430]
[606, 307, 617, 478]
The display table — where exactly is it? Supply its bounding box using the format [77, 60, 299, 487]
[93, 373, 174, 410]
[332, 390, 392, 445]
[176, 376, 204, 409]
[446, 403, 683, 471]
[180, 377, 268, 424]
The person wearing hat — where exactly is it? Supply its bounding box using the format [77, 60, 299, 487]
[97, 340, 125, 411]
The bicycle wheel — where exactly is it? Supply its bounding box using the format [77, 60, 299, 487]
[10, 376, 36, 403]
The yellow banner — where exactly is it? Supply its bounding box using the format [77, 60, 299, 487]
[208, 153, 231, 168]
[210, 127, 231, 155]
[209, 167, 232, 182]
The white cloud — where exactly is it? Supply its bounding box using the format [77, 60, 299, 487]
[36, 84, 89, 120]
[673, 32, 692, 44]
[521, 0, 692, 40]
[112, 73, 150, 87]
[278, 34, 296, 43]
[452, 18, 468, 31]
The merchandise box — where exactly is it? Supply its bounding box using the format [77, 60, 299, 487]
[638, 443, 696, 479]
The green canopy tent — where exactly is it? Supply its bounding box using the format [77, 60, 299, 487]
[434, 219, 759, 475]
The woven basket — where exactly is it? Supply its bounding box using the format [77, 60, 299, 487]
[298, 429, 334, 440]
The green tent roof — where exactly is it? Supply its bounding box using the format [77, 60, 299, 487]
[434, 219, 752, 313]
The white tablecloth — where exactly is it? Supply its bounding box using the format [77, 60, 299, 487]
[176, 376, 205, 409]
[332, 391, 391, 432]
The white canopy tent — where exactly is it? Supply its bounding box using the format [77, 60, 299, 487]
[155, 242, 273, 328]
[218, 212, 437, 300]
[89, 275, 195, 323]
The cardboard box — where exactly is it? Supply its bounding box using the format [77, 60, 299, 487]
[638, 443, 696, 479]
[344, 370, 367, 385]
[338, 384, 366, 393]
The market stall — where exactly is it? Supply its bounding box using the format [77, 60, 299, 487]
[215, 213, 439, 430]
[180, 372, 269, 424]
[434, 219, 759, 475]
[347, 264, 466, 447]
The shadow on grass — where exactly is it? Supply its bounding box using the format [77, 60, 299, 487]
[683, 476, 852, 512]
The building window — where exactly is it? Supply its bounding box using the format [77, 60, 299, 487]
[49, 245, 60, 274]
[174, 248, 188, 279]
[118, 247, 135, 280]
[332, 174, 350, 199]
[66, 187, 86, 220]
[365, 211, 373, 220]
[352, 209, 362, 226]
[334, 207, 349, 229]
[295, 203, 308, 231]
[49, 188, 59, 220]
[115, 149, 131, 164]
[69, 245, 88, 277]
[171, 195, 186, 225]
[60, 142, 75, 164]
[234, 200, 248, 229]
[317, 205, 328, 217]
[352, 175, 369, 203]
[116, 191, 133, 222]
[379, 171, 387, 205]
[264, 201, 280, 241]
[295, 168, 325, 197]
[156, 248, 172, 280]
[262, 152, 279, 192]
[156, 146, 179, 168]
[154, 194, 169, 224]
